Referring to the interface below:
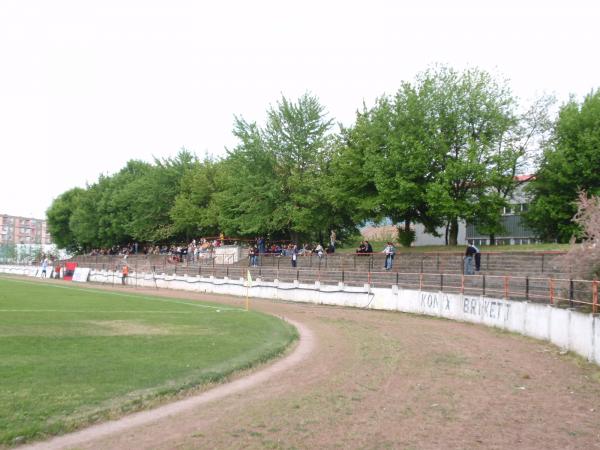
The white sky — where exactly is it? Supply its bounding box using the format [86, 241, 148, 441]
[0, 0, 598, 219]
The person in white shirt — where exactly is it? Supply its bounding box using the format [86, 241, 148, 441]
[382, 242, 396, 270]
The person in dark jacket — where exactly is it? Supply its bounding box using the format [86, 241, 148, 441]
[464, 243, 478, 275]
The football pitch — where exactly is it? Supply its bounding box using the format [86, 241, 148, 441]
[0, 277, 297, 445]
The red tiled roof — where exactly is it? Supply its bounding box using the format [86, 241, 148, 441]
[514, 174, 535, 182]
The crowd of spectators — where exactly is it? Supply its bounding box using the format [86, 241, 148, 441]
[85, 234, 340, 267]
[86, 238, 226, 260]
[88, 243, 139, 256]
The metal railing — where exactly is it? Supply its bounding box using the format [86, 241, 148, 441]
[110, 265, 598, 313]
[3, 259, 597, 312]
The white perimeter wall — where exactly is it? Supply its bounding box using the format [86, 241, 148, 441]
[2, 264, 599, 366]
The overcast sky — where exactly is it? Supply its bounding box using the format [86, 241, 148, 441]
[1, 0, 598, 219]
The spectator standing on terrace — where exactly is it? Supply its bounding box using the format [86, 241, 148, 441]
[365, 241, 373, 254]
[382, 242, 395, 270]
[464, 243, 478, 275]
[291, 244, 298, 268]
[257, 236, 265, 254]
[473, 243, 481, 272]
[54, 261, 61, 279]
[41, 258, 48, 278]
[122, 264, 129, 285]
[330, 230, 336, 250]
[249, 245, 258, 267]
[315, 243, 324, 259]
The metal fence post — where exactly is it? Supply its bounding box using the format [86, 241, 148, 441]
[482, 275, 486, 297]
[541, 254, 545, 273]
[525, 276, 529, 300]
[569, 279, 574, 308]
[593, 280, 598, 314]
[549, 277, 554, 305]
[504, 276, 509, 300]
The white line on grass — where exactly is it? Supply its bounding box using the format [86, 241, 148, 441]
[0, 309, 241, 314]
[0, 277, 244, 312]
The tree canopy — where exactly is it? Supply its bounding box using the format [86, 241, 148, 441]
[45, 70, 599, 251]
[524, 90, 600, 242]
[331, 66, 525, 245]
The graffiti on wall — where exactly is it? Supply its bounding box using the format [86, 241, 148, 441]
[463, 296, 511, 321]
[420, 292, 450, 312]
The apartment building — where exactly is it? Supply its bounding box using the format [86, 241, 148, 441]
[0, 214, 53, 246]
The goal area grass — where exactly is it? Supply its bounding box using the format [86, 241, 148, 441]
[0, 277, 297, 446]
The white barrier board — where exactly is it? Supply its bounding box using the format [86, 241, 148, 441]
[72, 267, 91, 282]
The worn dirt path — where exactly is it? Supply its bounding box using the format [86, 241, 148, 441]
[17, 282, 600, 449]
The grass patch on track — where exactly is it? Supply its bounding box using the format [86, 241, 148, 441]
[0, 277, 297, 446]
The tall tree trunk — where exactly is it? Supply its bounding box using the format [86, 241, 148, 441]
[489, 234, 495, 245]
[398, 219, 414, 247]
[448, 218, 459, 246]
[444, 222, 450, 245]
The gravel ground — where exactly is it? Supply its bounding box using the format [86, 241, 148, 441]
[17, 281, 600, 450]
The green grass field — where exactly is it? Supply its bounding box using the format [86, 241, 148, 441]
[0, 277, 297, 446]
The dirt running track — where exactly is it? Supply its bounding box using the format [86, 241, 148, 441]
[19, 283, 600, 449]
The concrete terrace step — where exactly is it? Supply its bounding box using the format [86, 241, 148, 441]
[69, 250, 569, 279]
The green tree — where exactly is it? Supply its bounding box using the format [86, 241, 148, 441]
[46, 152, 191, 250]
[418, 66, 519, 245]
[123, 149, 197, 242]
[214, 118, 281, 237]
[216, 94, 352, 243]
[524, 90, 600, 242]
[334, 66, 521, 246]
[170, 156, 221, 239]
[46, 187, 85, 252]
[331, 93, 440, 247]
